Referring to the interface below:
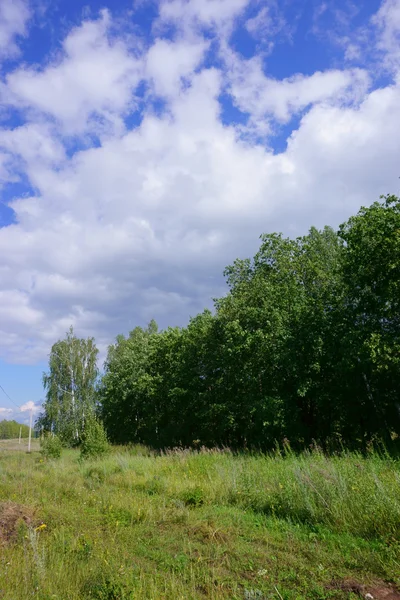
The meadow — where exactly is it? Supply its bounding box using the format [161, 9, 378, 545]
[0, 442, 400, 600]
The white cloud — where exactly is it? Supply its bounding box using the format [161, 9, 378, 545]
[0, 0, 30, 59]
[245, 3, 289, 45]
[145, 37, 209, 97]
[316, 0, 400, 76]
[6, 9, 143, 135]
[158, 0, 249, 37]
[372, 0, 400, 71]
[0, 123, 65, 189]
[1, 65, 400, 363]
[224, 50, 370, 134]
[0, 4, 399, 367]
[0, 407, 13, 414]
[20, 400, 40, 413]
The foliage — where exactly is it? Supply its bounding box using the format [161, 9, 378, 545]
[337, 194, 400, 443]
[80, 417, 110, 460]
[98, 195, 400, 451]
[38, 326, 99, 446]
[0, 445, 399, 599]
[0, 420, 29, 439]
[40, 434, 62, 459]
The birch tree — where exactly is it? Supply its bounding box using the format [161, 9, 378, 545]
[39, 327, 99, 445]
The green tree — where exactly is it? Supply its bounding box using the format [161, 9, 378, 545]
[217, 226, 344, 448]
[39, 327, 99, 445]
[97, 194, 400, 453]
[99, 322, 160, 444]
[337, 194, 400, 444]
[0, 420, 30, 439]
[80, 416, 109, 459]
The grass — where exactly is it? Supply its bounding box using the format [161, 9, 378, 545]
[0, 438, 40, 452]
[0, 442, 399, 600]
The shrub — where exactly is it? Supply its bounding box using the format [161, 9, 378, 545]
[80, 418, 109, 460]
[40, 434, 62, 459]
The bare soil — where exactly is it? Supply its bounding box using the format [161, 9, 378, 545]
[0, 501, 37, 545]
[329, 579, 400, 599]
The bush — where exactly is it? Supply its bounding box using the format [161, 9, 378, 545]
[40, 434, 62, 459]
[80, 418, 109, 460]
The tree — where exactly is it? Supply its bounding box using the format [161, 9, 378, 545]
[38, 327, 99, 445]
[217, 226, 344, 448]
[99, 322, 160, 445]
[337, 194, 400, 443]
[0, 420, 29, 439]
[97, 194, 400, 453]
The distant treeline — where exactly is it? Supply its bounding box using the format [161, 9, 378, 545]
[39, 195, 400, 452]
[0, 420, 29, 439]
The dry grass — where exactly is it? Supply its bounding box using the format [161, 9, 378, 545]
[0, 438, 40, 452]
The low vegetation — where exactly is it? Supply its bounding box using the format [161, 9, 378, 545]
[0, 442, 399, 599]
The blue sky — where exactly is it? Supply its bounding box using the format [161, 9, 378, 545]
[0, 0, 400, 422]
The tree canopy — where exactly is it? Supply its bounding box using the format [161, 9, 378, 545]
[45, 195, 400, 452]
[38, 327, 99, 445]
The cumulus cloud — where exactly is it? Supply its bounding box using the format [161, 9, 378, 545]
[0, 407, 13, 414]
[0, 0, 31, 59]
[6, 9, 143, 135]
[0, 2, 399, 365]
[20, 400, 40, 413]
[224, 50, 370, 137]
[145, 37, 209, 97]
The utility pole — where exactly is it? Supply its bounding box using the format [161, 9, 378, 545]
[28, 408, 33, 453]
[19, 426, 22, 445]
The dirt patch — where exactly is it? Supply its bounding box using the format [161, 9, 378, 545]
[368, 585, 400, 600]
[329, 579, 400, 599]
[0, 501, 37, 545]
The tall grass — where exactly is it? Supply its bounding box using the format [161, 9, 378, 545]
[0, 444, 399, 599]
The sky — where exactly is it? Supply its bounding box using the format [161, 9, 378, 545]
[0, 0, 399, 422]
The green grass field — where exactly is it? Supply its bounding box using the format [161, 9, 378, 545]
[0, 442, 399, 599]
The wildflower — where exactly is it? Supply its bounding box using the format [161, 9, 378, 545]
[257, 569, 268, 577]
[35, 524, 47, 532]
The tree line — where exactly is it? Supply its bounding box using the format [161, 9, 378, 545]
[0, 420, 30, 439]
[39, 195, 400, 451]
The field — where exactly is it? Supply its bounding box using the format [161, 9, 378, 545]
[0, 442, 400, 600]
[0, 438, 40, 452]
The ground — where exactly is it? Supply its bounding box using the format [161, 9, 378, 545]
[0, 440, 399, 599]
